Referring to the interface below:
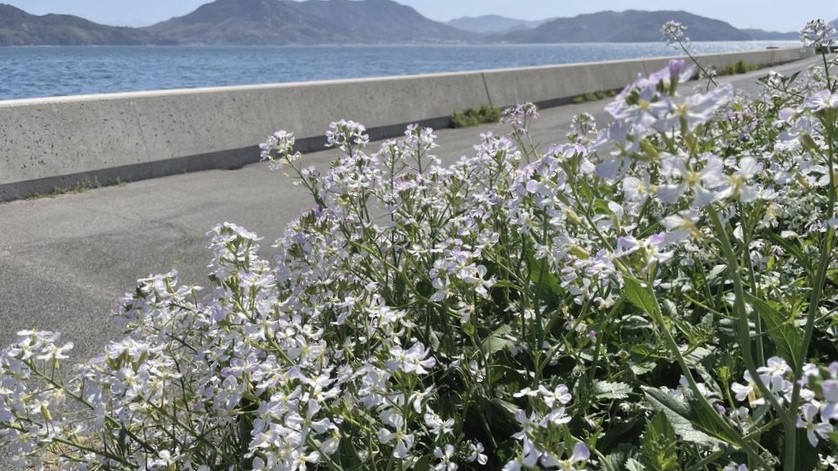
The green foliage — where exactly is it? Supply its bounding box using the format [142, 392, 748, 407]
[639, 414, 679, 471]
[716, 60, 761, 77]
[571, 89, 619, 104]
[450, 105, 502, 128]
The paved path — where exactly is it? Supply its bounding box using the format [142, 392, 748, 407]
[0, 57, 820, 364]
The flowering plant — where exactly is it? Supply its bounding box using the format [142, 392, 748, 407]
[2, 22, 838, 471]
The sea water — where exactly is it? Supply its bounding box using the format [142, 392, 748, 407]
[0, 42, 799, 101]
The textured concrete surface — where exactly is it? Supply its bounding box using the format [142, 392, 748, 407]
[0, 48, 813, 201]
[0, 57, 820, 365]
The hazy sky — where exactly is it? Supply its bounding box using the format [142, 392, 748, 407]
[5, 0, 836, 32]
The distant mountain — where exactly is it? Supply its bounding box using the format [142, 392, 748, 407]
[446, 15, 550, 34]
[145, 0, 475, 45]
[0, 2, 822, 47]
[0, 3, 165, 46]
[502, 10, 752, 43]
[741, 29, 798, 40]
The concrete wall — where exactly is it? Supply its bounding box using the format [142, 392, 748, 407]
[0, 47, 813, 200]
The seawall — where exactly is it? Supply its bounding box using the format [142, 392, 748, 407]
[0, 47, 812, 200]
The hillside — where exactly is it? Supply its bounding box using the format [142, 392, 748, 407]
[741, 29, 798, 40]
[502, 10, 752, 43]
[0, 3, 164, 45]
[446, 15, 549, 35]
[146, 0, 475, 45]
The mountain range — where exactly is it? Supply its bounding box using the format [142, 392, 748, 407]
[0, 4, 168, 45]
[445, 15, 553, 35]
[502, 10, 758, 43]
[145, 0, 471, 45]
[0, 0, 832, 46]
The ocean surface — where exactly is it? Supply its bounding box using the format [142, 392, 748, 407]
[0, 42, 799, 101]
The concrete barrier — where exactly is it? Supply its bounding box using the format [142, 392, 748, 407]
[0, 47, 814, 200]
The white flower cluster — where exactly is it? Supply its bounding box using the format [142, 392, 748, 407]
[732, 359, 838, 448]
[661, 20, 689, 46]
[801, 19, 837, 48]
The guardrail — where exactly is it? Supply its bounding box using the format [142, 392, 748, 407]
[0, 46, 813, 200]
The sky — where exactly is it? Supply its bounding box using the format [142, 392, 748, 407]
[4, 0, 836, 32]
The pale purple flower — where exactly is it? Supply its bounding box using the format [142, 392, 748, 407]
[822, 380, 838, 420]
[556, 444, 591, 471]
[804, 90, 838, 111]
[648, 59, 696, 90]
[757, 357, 792, 395]
[797, 402, 833, 446]
[501, 102, 539, 133]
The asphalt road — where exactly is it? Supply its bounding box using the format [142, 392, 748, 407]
[0, 57, 821, 365]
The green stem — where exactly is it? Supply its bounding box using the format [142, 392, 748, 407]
[739, 206, 766, 367]
[785, 116, 837, 470]
[707, 207, 795, 467]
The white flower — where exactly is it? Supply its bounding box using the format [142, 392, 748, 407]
[732, 371, 764, 407]
[657, 153, 726, 207]
[822, 379, 838, 420]
[797, 402, 833, 446]
[757, 357, 792, 395]
[466, 441, 488, 465]
[385, 342, 436, 374]
[378, 426, 415, 459]
[661, 20, 689, 45]
[433, 444, 458, 471]
[801, 19, 836, 48]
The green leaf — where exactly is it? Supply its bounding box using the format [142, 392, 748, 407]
[336, 437, 365, 469]
[491, 397, 520, 417]
[792, 428, 819, 471]
[526, 252, 564, 308]
[623, 276, 661, 318]
[640, 413, 679, 471]
[625, 458, 646, 471]
[681, 346, 715, 367]
[594, 380, 634, 400]
[462, 322, 476, 337]
[642, 387, 721, 446]
[482, 324, 514, 356]
[601, 444, 636, 471]
[744, 293, 803, 369]
[413, 455, 431, 471]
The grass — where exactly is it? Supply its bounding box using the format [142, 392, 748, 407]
[451, 105, 502, 128]
[715, 60, 761, 77]
[22, 177, 125, 200]
[571, 89, 619, 105]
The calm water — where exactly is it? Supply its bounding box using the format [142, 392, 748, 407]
[0, 42, 799, 101]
